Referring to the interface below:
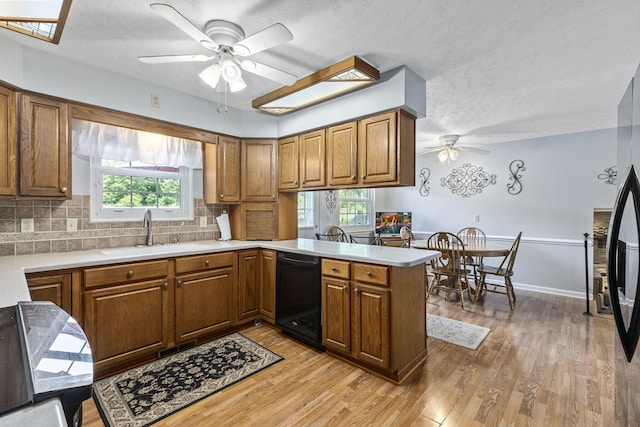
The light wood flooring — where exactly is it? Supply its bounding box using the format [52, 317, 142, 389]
[82, 290, 616, 426]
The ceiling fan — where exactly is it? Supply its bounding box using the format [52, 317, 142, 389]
[138, 3, 297, 94]
[419, 135, 489, 161]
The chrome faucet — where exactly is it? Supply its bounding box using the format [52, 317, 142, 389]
[143, 208, 153, 246]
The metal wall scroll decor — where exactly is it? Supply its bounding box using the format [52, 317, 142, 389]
[325, 190, 337, 214]
[607, 165, 640, 362]
[507, 159, 526, 195]
[440, 163, 497, 198]
[419, 167, 431, 197]
[598, 166, 617, 185]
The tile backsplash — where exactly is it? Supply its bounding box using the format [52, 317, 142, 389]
[0, 195, 227, 256]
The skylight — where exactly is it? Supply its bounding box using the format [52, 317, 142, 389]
[0, 0, 72, 44]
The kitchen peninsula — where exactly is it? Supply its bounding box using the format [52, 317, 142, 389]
[0, 239, 439, 384]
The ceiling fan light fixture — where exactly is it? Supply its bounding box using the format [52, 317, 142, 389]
[228, 77, 247, 93]
[221, 58, 242, 82]
[448, 148, 459, 160]
[199, 63, 221, 89]
[438, 149, 449, 162]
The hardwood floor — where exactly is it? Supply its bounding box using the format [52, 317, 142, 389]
[82, 290, 616, 426]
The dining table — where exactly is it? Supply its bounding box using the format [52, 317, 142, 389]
[412, 239, 512, 299]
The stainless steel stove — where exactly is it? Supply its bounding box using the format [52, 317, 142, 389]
[0, 301, 93, 427]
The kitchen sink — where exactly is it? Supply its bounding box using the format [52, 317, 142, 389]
[101, 243, 209, 257]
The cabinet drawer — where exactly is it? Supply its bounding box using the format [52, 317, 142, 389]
[84, 260, 168, 289]
[352, 263, 389, 286]
[175, 252, 235, 274]
[322, 259, 350, 279]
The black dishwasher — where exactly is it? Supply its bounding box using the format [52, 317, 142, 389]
[276, 251, 325, 351]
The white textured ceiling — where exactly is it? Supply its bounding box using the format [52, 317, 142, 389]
[3, 0, 640, 151]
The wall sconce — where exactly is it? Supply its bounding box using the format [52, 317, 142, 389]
[252, 56, 380, 115]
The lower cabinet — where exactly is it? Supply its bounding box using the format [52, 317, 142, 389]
[238, 249, 260, 321]
[175, 252, 236, 342]
[321, 258, 426, 384]
[259, 249, 276, 323]
[26, 272, 72, 313]
[83, 278, 170, 375]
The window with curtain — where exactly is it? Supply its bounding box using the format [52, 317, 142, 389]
[338, 189, 373, 228]
[72, 120, 202, 222]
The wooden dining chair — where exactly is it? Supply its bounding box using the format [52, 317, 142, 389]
[399, 225, 416, 242]
[476, 231, 522, 310]
[457, 227, 487, 286]
[425, 231, 471, 309]
[315, 226, 348, 242]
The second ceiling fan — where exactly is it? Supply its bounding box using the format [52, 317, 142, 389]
[138, 3, 297, 93]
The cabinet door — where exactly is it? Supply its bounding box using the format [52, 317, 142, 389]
[327, 122, 357, 186]
[259, 249, 276, 321]
[217, 136, 241, 202]
[19, 94, 70, 198]
[322, 277, 351, 354]
[27, 273, 71, 313]
[175, 268, 234, 342]
[352, 283, 390, 369]
[0, 86, 16, 196]
[238, 250, 259, 320]
[299, 129, 326, 188]
[241, 139, 277, 201]
[83, 279, 169, 371]
[278, 136, 299, 190]
[358, 111, 397, 185]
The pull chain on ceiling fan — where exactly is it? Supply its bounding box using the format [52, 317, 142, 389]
[138, 3, 297, 98]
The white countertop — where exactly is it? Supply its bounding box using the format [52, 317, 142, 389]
[0, 238, 440, 308]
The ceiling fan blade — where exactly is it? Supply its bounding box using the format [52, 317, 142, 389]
[417, 148, 444, 156]
[458, 146, 490, 154]
[240, 60, 297, 85]
[150, 3, 219, 51]
[138, 54, 213, 64]
[232, 23, 293, 56]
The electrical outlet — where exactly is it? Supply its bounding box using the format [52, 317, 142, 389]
[474, 214, 480, 222]
[21, 218, 34, 233]
[200, 217, 208, 227]
[67, 218, 78, 232]
[151, 94, 160, 108]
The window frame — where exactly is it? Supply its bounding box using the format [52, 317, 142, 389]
[89, 156, 194, 222]
[297, 191, 315, 228]
[337, 189, 374, 230]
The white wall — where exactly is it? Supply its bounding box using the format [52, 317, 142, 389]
[376, 128, 617, 297]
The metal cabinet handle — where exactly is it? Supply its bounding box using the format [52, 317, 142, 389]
[127, 270, 133, 278]
[366, 271, 373, 277]
[342, 285, 347, 291]
[351, 176, 355, 181]
[361, 175, 366, 180]
[177, 280, 183, 287]
[302, 180, 306, 184]
[272, 195, 276, 199]
[355, 288, 359, 294]
[60, 187, 67, 193]
[331, 267, 337, 271]
[205, 260, 210, 267]
[220, 194, 224, 198]
[163, 282, 168, 290]
[293, 181, 297, 185]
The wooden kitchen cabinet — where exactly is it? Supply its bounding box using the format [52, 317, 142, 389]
[238, 249, 260, 321]
[203, 136, 241, 203]
[0, 85, 17, 196]
[175, 252, 236, 342]
[321, 258, 426, 384]
[259, 249, 276, 323]
[83, 277, 170, 376]
[358, 110, 415, 186]
[229, 192, 298, 240]
[299, 129, 326, 189]
[278, 136, 299, 190]
[327, 121, 358, 186]
[241, 138, 277, 202]
[19, 93, 71, 198]
[26, 272, 72, 313]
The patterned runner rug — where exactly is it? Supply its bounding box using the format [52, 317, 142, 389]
[427, 314, 490, 350]
[93, 332, 283, 427]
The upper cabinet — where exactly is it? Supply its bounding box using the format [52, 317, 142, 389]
[241, 139, 277, 202]
[203, 135, 241, 204]
[0, 86, 17, 196]
[19, 94, 71, 198]
[300, 129, 326, 189]
[278, 109, 415, 191]
[327, 121, 358, 186]
[358, 110, 414, 186]
[278, 136, 299, 190]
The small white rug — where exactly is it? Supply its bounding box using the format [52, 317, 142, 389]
[427, 314, 490, 350]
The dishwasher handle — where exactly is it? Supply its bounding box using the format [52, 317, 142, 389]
[277, 253, 319, 267]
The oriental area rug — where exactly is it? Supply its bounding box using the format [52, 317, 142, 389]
[93, 333, 283, 427]
[427, 314, 490, 350]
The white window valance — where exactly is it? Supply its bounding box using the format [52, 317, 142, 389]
[72, 120, 203, 169]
